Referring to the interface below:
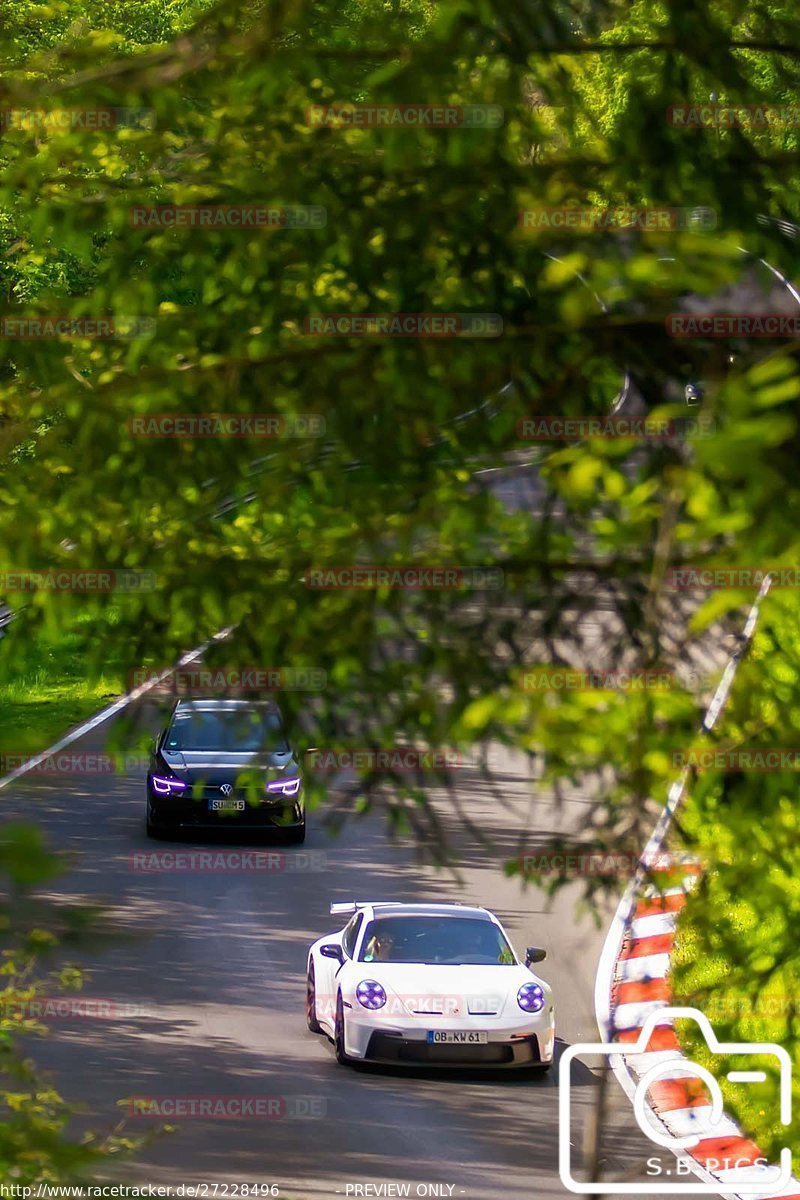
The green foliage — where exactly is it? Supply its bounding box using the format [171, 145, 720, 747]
[672, 603, 800, 1160]
[0, 612, 124, 753]
[0, 826, 141, 1182]
[2, 0, 800, 1175]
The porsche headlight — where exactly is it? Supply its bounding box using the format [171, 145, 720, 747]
[356, 980, 386, 1010]
[517, 982, 545, 1013]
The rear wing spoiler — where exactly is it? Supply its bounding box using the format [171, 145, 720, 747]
[330, 900, 388, 916]
[331, 902, 364, 916]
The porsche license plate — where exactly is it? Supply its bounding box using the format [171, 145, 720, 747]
[209, 798, 245, 812]
[426, 1030, 488, 1044]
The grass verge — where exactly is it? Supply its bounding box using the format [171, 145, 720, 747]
[0, 620, 124, 757]
[670, 784, 800, 1163]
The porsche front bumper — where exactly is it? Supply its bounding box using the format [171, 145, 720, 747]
[343, 1008, 555, 1067]
[363, 1030, 548, 1067]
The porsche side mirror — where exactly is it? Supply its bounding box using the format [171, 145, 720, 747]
[320, 943, 344, 963]
[525, 946, 546, 966]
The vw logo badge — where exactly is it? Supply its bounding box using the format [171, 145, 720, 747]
[220, 783, 233, 796]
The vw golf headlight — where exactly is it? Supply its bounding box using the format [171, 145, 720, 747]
[150, 774, 188, 796]
[266, 776, 302, 797]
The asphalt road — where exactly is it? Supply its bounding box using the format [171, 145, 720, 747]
[2, 718, 658, 1200]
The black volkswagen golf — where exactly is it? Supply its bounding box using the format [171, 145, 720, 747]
[146, 699, 305, 841]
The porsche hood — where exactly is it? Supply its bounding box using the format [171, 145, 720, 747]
[343, 963, 550, 1019]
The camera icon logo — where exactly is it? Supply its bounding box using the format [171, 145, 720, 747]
[559, 1006, 792, 1194]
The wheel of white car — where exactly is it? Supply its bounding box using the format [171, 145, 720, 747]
[306, 961, 322, 1033]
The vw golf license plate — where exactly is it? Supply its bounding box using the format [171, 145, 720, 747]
[426, 1030, 488, 1044]
[209, 798, 245, 812]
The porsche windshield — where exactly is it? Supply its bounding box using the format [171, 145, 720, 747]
[165, 708, 288, 752]
[358, 915, 515, 965]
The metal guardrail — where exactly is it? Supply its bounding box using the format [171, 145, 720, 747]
[593, 575, 774, 1198]
[757, 213, 800, 240]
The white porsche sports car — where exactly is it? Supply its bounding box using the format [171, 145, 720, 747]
[306, 901, 555, 1069]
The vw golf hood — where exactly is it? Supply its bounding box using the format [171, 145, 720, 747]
[158, 746, 299, 784]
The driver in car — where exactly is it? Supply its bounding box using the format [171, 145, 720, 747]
[365, 929, 395, 961]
